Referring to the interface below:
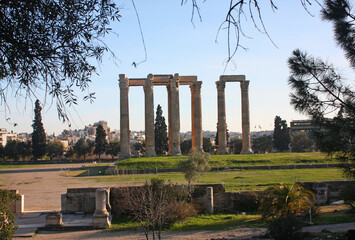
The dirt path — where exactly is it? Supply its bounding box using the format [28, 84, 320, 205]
[14, 222, 355, 240]
[0, 163, 118, 211]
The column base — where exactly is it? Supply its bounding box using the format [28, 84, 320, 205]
[217, 147, 229, 155]
[119, 153, 131, 160]
[241, 148, 253, 154]
[145, 149, 156, 157]
[93, 211, 111, 229]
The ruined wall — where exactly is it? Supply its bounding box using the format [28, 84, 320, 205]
[60, 181, 355, 216]
[61, 188, 97, 213]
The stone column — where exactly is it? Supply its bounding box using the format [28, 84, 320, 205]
[216, 81, 228, 154]
[191, 81, 203, 152]
[240, 81, 253, 154]
[206, 187, 214, 214]
[119, 74, 131, 159]
[144, 74, 156, 157]
[93, 189, 110, 228]
[168, 74, 182, 156]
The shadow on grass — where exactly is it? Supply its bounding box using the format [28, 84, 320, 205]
[75, 166, 108, 177]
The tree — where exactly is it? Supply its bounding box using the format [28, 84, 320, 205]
[154, 105, 168, 155]
[73, 138, 93, 160]
[273, 116, 290, 152]
[290, 132, 313, 153]
[120, 178, 195, 240]
[0, 189, 19, 240]
[180, 139, 192, 155]
[0, 144, 4, 159]
[179, 149, 211, 188]
[106, 141, 120, 160]
[252, 135, 273, 154]
[0, 0, 121, 121]
[288, 0, 354, 178]
[32, 100, 46, 160]
[203, 137, 213, 153]
[94, 124, 107, 161]
[259, 183, 315, 240]
[134, 141, 145, 156]
[47, 141, 64, 161]
[229, 137, 242, 154]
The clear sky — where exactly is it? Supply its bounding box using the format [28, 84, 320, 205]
[1, 1, 353, 135]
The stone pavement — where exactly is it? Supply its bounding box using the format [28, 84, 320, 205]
[14, 211, 93, 238]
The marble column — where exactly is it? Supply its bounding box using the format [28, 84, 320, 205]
[240, 81, 253, 154]
[216, 81, 228, 155]
[144, 74, 156, 157]
[93, 188, 110, 228]
[168, 74, 182, 156]
[191, 81, 203, 152]
[119, 74, 131, 159]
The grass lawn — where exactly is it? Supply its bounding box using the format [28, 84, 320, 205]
[74, 167, 348, 191]
[115, 152, 334, 170]
[109, 205, 355, 232]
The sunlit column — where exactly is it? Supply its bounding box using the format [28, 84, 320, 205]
[240, 80, 253, 154]
[119, 74, 131, 159]
[144, 74, 156, 157]
[216, 80, 228, 155]
[168, 74, 182, 156]
[191, 81, 203, 152]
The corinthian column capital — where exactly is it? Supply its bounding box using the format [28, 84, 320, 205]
[216, 81, 226, 91]
[119, 74, 129, 89]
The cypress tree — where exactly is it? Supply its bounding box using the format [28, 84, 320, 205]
[94, 124, 107, 161]
[273, 116, 290, 152]
[32, 100, 46, 160]
[154, 105, 168, 155]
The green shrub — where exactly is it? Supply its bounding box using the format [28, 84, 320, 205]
[0, 189, 19, 240]
[267, 215, 304, 240]
[340, 183, 355, 210]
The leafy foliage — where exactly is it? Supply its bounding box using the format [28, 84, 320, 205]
[73, 138, 94, 160]
[288, 0, 354, 178]
[179, 149, 211, 186]
[0, 0, 121, 121]
[273, 116, 290, 152]
[203, 137, 213, 153]
[4, 140, 31, 161]
[229, 137, 242, 154]
[46, 141, 64, 160]
[291, 132, 313, 152]
[0, 189, 19, 240]
[252, 135, 273, 154]
[31, 100, 46, 160]
[154, 105, 168, 156]
[259, 183, 315, 219]
[106, 140, 120, 159]
[94, 124, 107, 161]
[266, 215, 304, 240]
[180, 139, 192, 155]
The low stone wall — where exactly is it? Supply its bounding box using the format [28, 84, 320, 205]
[61, 188, 97, 213]
[299, 180, 355, 204]
[61, 180, 354, 216]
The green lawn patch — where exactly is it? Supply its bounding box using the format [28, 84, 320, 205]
[312, 210, 355, 225]
[116, 152, 334, 170]
[79, 168, 347, 192]
[168, 213, 263, 231]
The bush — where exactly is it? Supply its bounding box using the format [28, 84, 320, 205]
[267, 215, 304, 240]
[341, 183, 355, 210]
[0, 190, 20, 240]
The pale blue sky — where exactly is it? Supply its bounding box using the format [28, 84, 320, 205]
[1, 1, 353, 135]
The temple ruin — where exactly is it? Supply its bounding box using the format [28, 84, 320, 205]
[119, 74, 252, 160]
[119, 73, 202, 159]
